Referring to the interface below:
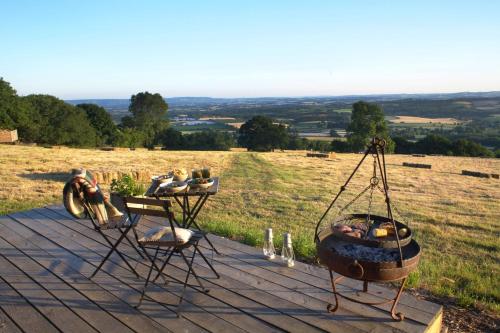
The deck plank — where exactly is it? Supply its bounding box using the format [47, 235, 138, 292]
[206, 232, 442, 315]
[0, 276, 57, 332]
[138, 214, 441, 328]
[4, 212, 200, 333]
[137, 215, 430, 333]
[51, 206, 419, 333]
[13, 209, 258, 333]
[0, 307, 22, 333]
[0, 216, 169, 333]
[201, 234, 443, 329]
[0, 254, 97, 332]
[45, 208, 338, 333]
[38, 207, 311, 333]
[0, 205, 442, 333]
[0, 236, 133, 333]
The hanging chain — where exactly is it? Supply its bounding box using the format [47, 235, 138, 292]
[376, 184, 410, 228]
[366, 155, 378, 221]
[338, 184, 372, 215]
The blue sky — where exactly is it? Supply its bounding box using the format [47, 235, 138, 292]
[1, 1, 499, 98]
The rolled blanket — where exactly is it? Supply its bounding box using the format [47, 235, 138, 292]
[63, 168, 123, 225]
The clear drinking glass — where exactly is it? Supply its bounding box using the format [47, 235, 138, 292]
[263, 228, 276, 259]
[281, 232, 295, 267]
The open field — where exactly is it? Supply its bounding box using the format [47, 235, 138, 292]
[388, 116, 462, 124]
[0, 144, 498, 313]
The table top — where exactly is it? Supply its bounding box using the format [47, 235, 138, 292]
[145, 177, 219, 197]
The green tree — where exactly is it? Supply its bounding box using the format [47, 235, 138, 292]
[238, 116, 289, 151]
[451, 139, 493, 157]
[347, 101, 394, 152]
[112, 128, 145, 148]
[24, 95, 97, 146]
[157, 127, 185, 149]
[0, 78, 40, 141]
[125, 92, 169, 146]
[415, 134, 452, 155]
[77, 103, 117, 146]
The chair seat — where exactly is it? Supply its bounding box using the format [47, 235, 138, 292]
[99, 216, 136, 230]
[138, 226, 200, 246]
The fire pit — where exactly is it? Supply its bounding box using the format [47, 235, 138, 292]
[314, 138, 421, 321]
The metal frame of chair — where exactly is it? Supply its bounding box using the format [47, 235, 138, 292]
[71, 182, 145, 279]
[123, 196, 218, 316]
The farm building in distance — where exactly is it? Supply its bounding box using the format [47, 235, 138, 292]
[0, 129, 18, 143]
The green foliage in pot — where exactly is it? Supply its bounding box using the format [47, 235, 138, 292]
[110, 175, 145, 196]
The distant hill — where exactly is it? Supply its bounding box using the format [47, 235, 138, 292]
[66, 91, 500, 108]
[67, 91, 500, 124]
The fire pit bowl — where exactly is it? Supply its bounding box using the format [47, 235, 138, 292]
[317, 228, 420, 282]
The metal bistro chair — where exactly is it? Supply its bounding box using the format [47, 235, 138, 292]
[122, 196, 217, 316]
[70, 181, 145, 279]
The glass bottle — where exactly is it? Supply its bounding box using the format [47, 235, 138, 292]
[263, 228, 276, 259]
[281, 233, 295, 267]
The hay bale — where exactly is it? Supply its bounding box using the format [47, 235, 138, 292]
[403, 162, 432, 169]
[307, 152, 330, 158]
[100, 147, 115, 151]
[230, 147, 248, 152]
[462, 170, 491, 178]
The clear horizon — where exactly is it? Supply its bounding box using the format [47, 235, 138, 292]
[1, 1, 499, 99]
[63, 89, 500, 101]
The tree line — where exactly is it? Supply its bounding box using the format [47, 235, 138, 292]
[0, 77, 496, 157]
[0, 78, 234, 150]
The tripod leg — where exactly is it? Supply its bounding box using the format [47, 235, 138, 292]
[327, 270, 342, 313]
[390, 277, 406, 321]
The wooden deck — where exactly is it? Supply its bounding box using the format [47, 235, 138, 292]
[0, 205, 442, 333]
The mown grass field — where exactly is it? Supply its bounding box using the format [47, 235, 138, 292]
[0, 144, 498, 313]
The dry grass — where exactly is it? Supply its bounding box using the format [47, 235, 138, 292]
[389, 116, 462, 124]
[0, 144, 499, 312]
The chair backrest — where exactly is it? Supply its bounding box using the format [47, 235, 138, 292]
[122, 196, 178, 240]
[122, 196, 172, 218]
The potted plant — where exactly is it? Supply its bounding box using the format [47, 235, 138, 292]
[110, 174, 145, 212]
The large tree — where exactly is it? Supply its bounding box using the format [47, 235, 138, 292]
[347, 101, 393, 152]
[238, 116, 289, 151]
[77, 103, 117, 146]
[124, 91, 169, 146]
[24, 95, 97, 146]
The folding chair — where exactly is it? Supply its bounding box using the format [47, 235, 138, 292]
[123, 196, 218, 316]
[71, 182, 145, 278]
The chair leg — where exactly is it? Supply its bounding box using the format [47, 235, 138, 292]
[179, 250, 207, 293]
[131, 228, 148, 260]
[91, 229, 139, 278]
[152, 247, 175, 283]
[123, 231, 145, 260]
[138, 243, 168, 285]
[136, 246, 160, 309]
[176, 250, 202, 318]
[193, 244, 219, 279]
